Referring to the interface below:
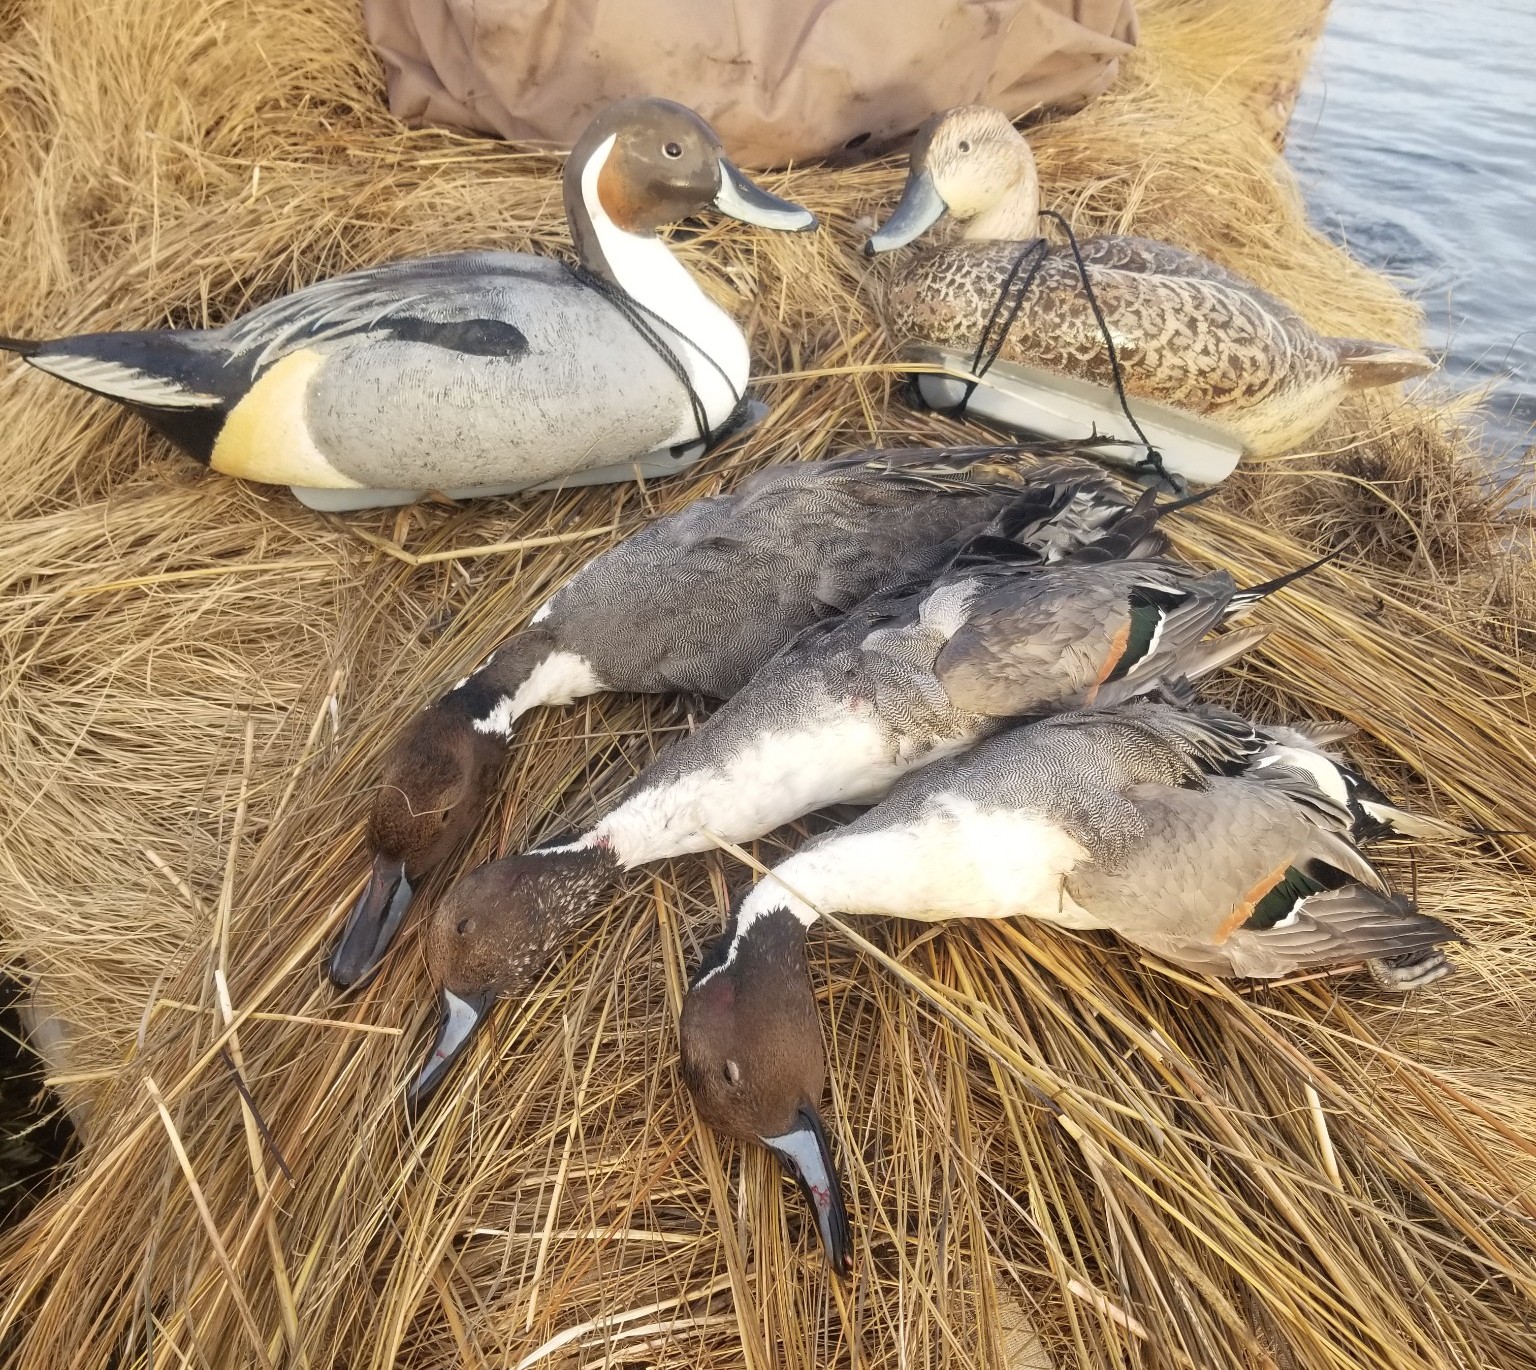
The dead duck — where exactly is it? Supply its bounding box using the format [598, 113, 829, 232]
[679, 701, 1460, 1270]
[0, 99, 815, 510]
[332, 443, 1144, 986]
[865, 106, 1434, 485]
[407, 533, 1314, 1106]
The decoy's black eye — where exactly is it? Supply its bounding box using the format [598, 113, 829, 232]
[662, 141, 684, 160]
[957, 139, 972, 154]
[456, 918, 474, 936]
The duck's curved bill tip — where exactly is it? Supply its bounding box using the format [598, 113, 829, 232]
[406, 988, 494, 1115]
[714, 158, 818, 233]
[864, 168, 947, 256]
[763, 1105, 854, 1277]
[328, 857, 413, 989]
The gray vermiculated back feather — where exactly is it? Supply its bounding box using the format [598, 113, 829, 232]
[930, 561, 1242, 716]
[541, 446, 1130, 698]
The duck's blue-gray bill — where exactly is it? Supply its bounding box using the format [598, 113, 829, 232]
[763, 1104, 854, 1276]
[713, 159, 818, 232]
[407, 988, 494, 1112]
[865, 168, 947, 255]
[328, 857, 414, 988]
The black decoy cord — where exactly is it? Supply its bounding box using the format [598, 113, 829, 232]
[569, 263, 739, 450]
[956, 209, 1175, 487]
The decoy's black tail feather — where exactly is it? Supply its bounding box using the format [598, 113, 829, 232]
[0, 335, 41, 356]
[1227, 551, 1344, 614]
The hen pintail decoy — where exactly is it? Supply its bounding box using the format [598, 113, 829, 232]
[406, 526, 1313, 1106]
[680, 701, 1461, 1270]
[332, 442, 1145, 986]
[0, 98, 815, 510]
[864, 106, 1434, 486]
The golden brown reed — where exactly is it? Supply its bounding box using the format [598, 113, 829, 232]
[1, 0, 1534, 1365]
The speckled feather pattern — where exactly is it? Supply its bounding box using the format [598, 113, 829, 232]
[884, 236, 1356, 452]
[584, 542, 1247, 868]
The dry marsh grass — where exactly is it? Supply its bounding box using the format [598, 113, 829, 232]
[0, 0, 1534, 1366]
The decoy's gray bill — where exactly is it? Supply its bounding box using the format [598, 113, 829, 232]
[865, 167, 947, 254]
[713, 159, 818, 231]
[329, 857, 413, 988]
[762, 1105, 854, 1277]
[407, 988, 494, 1112]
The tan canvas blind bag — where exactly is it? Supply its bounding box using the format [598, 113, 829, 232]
[363, 0, 1137, 167]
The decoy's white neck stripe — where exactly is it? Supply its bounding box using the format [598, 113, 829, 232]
[577, 134, 749, 439]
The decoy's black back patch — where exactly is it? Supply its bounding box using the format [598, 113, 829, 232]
[380, 316, 528, 357]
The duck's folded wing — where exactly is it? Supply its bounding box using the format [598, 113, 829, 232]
[218, 251, 567, 366]
[933, 564, 1243, 716]
[1070, 236, 1309, 324]
[1064, 779, 1364, 948]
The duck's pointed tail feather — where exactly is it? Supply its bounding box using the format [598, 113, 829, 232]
[21, 331, 227, 410]
[1330, 337, 1435, 389]
[1357, 798, 1466, 842]
[0, 334, 41, 356]
[1225, 552, 1342, 618]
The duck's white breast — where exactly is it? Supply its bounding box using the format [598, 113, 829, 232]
[597, 709, 905, 867]
[758, 793, 1097, 928]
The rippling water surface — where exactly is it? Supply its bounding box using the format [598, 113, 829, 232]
[1287, 0, 1534, 465]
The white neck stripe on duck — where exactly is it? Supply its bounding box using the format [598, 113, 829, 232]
[462, 650, 604, 739]
[692, 875, 819, 989]
[578, 135, 748, 445]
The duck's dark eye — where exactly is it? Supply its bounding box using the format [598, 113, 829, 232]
[456, 918, 474, 936]
[723, 1059, 741, 1086]
[957, 139, 972, 154]
[662, 141, 683, 160]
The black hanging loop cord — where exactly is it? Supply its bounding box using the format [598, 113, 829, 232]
[569, 263, 742, 450]
[962, 235, 1050, 409]
[955, 208, 1176, 487]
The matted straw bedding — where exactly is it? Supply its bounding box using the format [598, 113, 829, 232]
[1, 0, 1534, 1365]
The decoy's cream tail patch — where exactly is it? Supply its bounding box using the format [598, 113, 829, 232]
[211, 348, 361, 487]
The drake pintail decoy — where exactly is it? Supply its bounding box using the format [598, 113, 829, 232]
[407, 527, 1311, 1106]
[680, 701, 1461, 1270]
[0, 99, 815, 510]
[865, 106, 1435, 485]
[333, 443, 1143, 986]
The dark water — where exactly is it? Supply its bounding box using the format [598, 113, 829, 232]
[0, 982, 73, 1229]
[1287, 0, 1534, 466]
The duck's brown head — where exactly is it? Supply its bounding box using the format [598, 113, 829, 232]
[407, 841, 622, 1109]
[564, 97, 816, 267]
[328, 697, 506, 988]
[866, 105, 1039, 253]
[329, 631, 568, 990]
[680, 899, 852, 1275]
